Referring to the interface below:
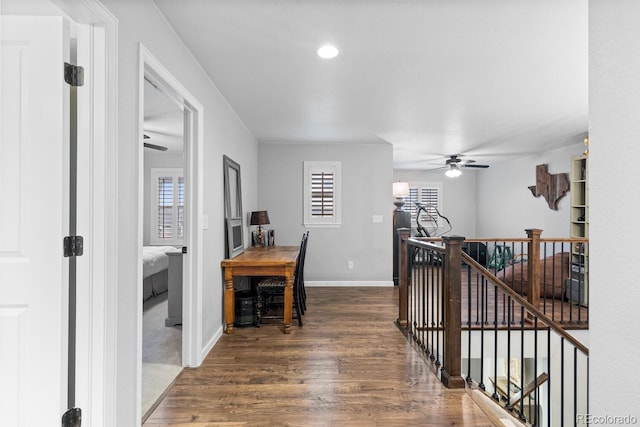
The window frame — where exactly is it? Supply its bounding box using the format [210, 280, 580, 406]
[303, 161, 342, 227]
[150, 167, 184, 245]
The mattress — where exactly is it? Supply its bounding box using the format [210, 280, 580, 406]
[143, 246, 178, 279]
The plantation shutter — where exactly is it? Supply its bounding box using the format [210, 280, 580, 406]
[311, 171, 334, 217]
[151, 168, 184, 245]
[402, 183, 442, 227]
[419, 187, 439, 225]
[303, 161, 342, 226]
[157, 176, 175, 239]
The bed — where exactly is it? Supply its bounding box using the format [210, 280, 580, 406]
[143, 246, 179, 301]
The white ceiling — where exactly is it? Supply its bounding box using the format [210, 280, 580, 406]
[143, 78, 183, 152]
[152, 0, 588, 169]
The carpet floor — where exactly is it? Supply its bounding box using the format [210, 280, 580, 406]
[142, 293, 182, 418]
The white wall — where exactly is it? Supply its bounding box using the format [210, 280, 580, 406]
[476, 143, 585, 238]
[590, 0, 640, 420]
[98, 0, 258, 423]
[258, 142, 393, 284]
[393, 169, 478, 238]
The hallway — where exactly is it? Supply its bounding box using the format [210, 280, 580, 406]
[143, 286, 493, 426]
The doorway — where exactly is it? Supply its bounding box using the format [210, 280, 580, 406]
[138, 45, 204, 420]
[141, 73, 184, 417]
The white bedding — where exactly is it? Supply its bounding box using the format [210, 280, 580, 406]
[143, 246, 178, 279]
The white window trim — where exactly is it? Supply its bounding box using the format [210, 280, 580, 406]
[403, 181, 444, 231]
[150, 167, 184, 245]
[303, 161, 342, 228]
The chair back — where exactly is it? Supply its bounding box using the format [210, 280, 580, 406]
[293, 235, 305, 281]
[299, 231, 309, 283]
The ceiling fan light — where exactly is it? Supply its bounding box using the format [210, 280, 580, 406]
[445, 164, 462, 178]
[317, 45, 339, 59]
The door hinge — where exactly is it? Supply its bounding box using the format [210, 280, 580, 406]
[64, 63, 84, 87]
[182, 246, 188, 254]
[63, 236, 84, 257]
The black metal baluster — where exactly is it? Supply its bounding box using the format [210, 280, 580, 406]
[476, 247, 481, 324]
[519, 305, 526, 421]
[437, 257, 444, 369]
[548, 328, 552, 427]
[574, 347, 578, 427]
[430, 251, 435, 361]
[534, 317, 539, 427]
[407, 248, 420, 339]
[492, 282, 499, 401]
[577, 243, 584, 324]
[426, 247, 432, 356]
[542, 243, 548, 317]
[479, 275, 486, 391]
[561, 337, 565, 427]
[506, 296, 513, 411]
[416, 248, 426, 351]
[466, 264, 473, 384]
[586, 355, 589, 420]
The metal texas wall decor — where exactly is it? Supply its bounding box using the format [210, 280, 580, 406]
[528, 164, 570, 210]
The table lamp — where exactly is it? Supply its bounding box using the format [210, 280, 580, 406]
[250, 210, 270, 246]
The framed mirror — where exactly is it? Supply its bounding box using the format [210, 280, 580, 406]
[223, 155, 243, 257]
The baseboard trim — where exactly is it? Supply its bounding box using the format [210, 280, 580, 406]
[200, 325, 223, 363]
[306, 281, 394, 287]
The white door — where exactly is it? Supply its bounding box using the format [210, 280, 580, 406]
[0, 16, 70, 425]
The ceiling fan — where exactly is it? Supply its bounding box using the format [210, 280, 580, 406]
[441, 155, 489, 177]
[143, 134, 168, 151]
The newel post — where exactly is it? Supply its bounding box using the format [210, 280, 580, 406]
[397, 228, 411, 327]
[526, 229, 543, 310]
[441, 235, 466, 389]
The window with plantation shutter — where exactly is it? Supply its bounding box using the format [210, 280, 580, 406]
[402, 182, 443, 230]
[303, 161, 341, 227]
[151, 168, 184, 245]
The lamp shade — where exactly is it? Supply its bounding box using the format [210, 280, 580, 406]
[392, 182, 409, 198]
[250, 210, 270, 226]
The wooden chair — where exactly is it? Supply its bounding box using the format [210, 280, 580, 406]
[255, 235, 306, 326]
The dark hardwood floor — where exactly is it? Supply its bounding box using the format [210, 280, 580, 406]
[143, 286, 494, 426]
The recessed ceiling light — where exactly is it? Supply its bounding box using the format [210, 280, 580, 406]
[317, 45, 339, 59]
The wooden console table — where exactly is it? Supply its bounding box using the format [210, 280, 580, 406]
[221, 246, 299, 334]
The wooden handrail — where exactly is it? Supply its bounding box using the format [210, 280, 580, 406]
[509, 372, 549, 407]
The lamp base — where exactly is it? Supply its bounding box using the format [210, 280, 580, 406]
[255, 227, 265, 247]
[394, 198, 406, 211]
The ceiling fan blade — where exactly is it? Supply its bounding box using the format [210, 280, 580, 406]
[143, 142, 168, 151]
[462, 164, 489, 168]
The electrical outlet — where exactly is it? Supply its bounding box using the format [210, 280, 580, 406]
[348, 261, 354, 269]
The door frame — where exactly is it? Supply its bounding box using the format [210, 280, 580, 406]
[50, 0, 119, 424]
[138, 44, 204, 372]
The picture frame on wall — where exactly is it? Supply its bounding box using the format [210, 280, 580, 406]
[223, 155, 244, 257]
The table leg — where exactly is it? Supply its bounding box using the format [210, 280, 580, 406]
[224, 270, 235, 334]
[283, 272, 293, 334]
